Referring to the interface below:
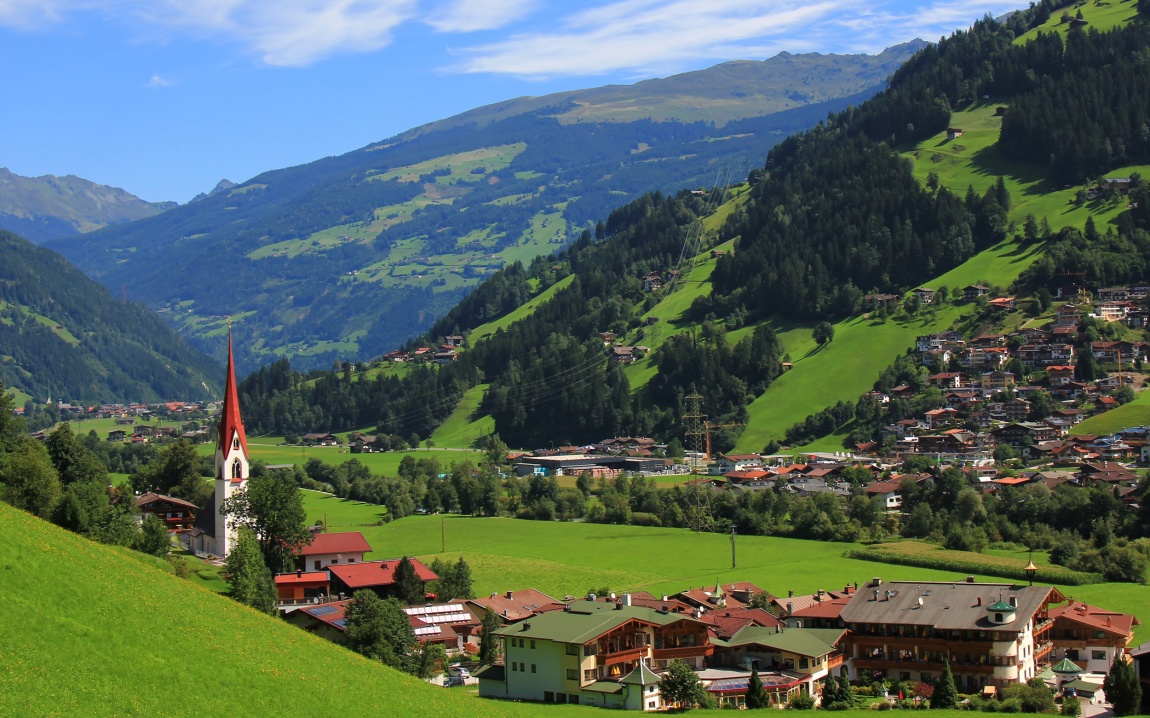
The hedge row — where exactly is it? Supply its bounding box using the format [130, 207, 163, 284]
[844, 547, 1104, 585]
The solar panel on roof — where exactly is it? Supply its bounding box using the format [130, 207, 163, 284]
[331, 619, 347, 628]
[310, 605, 339, 616]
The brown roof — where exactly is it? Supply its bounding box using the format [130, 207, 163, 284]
[135, 492, 199, 510]
[840, 580, 1058, 630]
[865, 481, 901, 495]
[468, 589, 563, 622]
[297, 531, 373, 556]
[790, 594, 852, 621]
[700, 608, 785, 639]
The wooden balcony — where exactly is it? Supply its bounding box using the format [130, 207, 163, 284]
[853, 658, 997, 674]
[600, 647, 645, 666]
[653, 645, 712, 661]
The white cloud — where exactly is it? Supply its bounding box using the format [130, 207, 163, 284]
[146, 73, 171, 87]
[0, 0, 75, 28]
[452, 0, 850, 77]
[425, 0, 536, 33]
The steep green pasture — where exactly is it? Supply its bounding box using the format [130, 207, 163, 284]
[1015, 0, 1140, 43]
[368, 143, 526, 184]
[429, 384, 496, 448]
[1072, 389, 1150, 435]
[196, 440, 483, 477]
[0, 503, 591, 718]
[734, 306, 965, 452]
[469, 275, 575, 344]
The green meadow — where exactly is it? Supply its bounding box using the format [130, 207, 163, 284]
[1072, 389, 1150, 436]
[196, 440, 484, 477]
[469, 275, 575, 344]
[302, 496, 1149, 643]
[430, 384, 496, 448]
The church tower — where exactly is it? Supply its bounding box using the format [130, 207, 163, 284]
[213, 329, 249, 557]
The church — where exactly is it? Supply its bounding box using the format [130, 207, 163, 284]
[189, 331, 249, 558]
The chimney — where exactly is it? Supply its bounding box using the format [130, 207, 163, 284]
[615, 602, 624, 610]
[976, 597, 982, 607]
[1009, 596, 1017, 608]
[854, 582, 858, 591]
[662, 595, 669, 602]
[623, 593, 632, 607]
[506, 591, 514, 599]
[817, 590, 824, 603]
[787, 602, 793, 616]
[297, 570, 302, 578]
[873, 590, 880, 601]
[522, 622, 531, 630]
[873, 577, 882, 587]
[966, 576, 976, 583]
[788, 590, 794, 598]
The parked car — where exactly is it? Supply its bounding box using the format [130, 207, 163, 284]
[448, 664, 471, 680]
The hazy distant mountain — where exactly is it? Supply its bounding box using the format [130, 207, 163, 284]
[49, 42, 925, 373]
[0, 168, 175, 244]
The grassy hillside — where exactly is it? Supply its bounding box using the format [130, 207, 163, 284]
[305, 497, 1149, 643]
[0, 503, 591, 718]
[1072, 389, 1150, 435]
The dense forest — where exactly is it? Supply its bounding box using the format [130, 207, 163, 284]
[0, 230, 220, 403]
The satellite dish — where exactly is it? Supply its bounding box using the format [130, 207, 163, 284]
[312, 597, 320, 604]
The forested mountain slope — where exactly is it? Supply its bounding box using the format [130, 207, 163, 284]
[46, 44, 923, 374]
[0, 167, 174, 244]
[229, 0, 1150, 455]
[0, 230, 219, 404]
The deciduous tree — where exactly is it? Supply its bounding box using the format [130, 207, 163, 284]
[224, 526, 277, 614]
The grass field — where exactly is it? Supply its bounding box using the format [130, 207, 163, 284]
[196, 440, 484, 477]
[1015, 0, 1140, 43]
[1072, 389, 1150, 436]
[0, 503, 597, 718]
[847, 541, 1104, 585]
[301, 497, 1150, 643]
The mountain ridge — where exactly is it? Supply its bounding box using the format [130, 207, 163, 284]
[0, 167, 175, 244]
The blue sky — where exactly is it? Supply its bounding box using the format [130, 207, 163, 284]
[0, 0, 1025, 203]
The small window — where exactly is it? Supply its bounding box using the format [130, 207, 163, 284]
[995, 613, 1003, 623]
[314, 560, 321, 571]
[1092, 650, 1106, 660]
[233, 436, 240, 450]
[566, 644, 579, 656]
[921, 673, 932, 683]
[566, 669, 578, 681]
[584, 669, 594, 682]
[531, 664, 537, 673]
[530, 640, 536, 649]
[331, 559, 338, 564]
[799, 658, 809, 669]
[585, 644, 597, 656]
[232, 459, 242, 478]
[1092, 631, 1106, 639]
[348, 558, 355, 563]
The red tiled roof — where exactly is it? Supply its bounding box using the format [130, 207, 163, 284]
[297, 531, 372, 556]
[790, 594, 852, 620]
[992, 476, 1030, 486]
[328, 559, 437, 589]
[275, 571, 330, 586]
[1050, 601, 1140, 637]
[865, 481, 901, 495]
[217, 329, 248, 458]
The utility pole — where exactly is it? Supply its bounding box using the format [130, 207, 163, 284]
[730, 524, 737, 568]
[441, 515, 446, 554]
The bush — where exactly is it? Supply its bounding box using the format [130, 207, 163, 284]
[826, 701, 854, 711]
[999, 698, 1022, 713]
[166, 555, 192, 579]
[788, 693, 816, 710]
[630, 512, 662, 527]
[876, 702, 893, 711]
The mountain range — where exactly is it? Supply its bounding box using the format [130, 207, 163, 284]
[45, 41, 925, 374]
[0, 168, 175, 244]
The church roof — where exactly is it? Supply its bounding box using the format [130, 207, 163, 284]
[217, 329, 248, 461]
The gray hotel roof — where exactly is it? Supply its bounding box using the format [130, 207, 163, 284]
[840, 580, 1054, 631]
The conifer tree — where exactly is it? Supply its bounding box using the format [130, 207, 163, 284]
[479, 611, 502, 663]
[1103, 657, 1142, 717]
[393, 556, 425, 605]
[746, 666, 767, 709]
[932, 660, 958, 709]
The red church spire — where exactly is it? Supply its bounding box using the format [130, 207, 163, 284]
[217, 327, 248, 457]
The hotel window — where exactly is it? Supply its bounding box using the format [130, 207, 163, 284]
[585, 644, 597, 656]
[566, 644, 579, 656]
[567, 669, 578, 681]
[799, 658, 809, 669]
[531, 640, 536, 649]
[314, 561, 321, 570]
[531, 664, 537, 673]
[584, 669, 594, 682]
[1092, 650, 1106, 660]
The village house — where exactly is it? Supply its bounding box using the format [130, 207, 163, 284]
[296, 531, 372, 571]
[864, 480, 902, 510]
[478, 599, 712, 709]
[274, 570, 331, 607]
[841, 578, 1060, 691]
[710, 453, 763, 476]
[466, 589, 565, 626]
[980, 370, 1015, 391]
[911, 287, 935, 305]
[1048, 600, 1141, 675]
[928, 372, 963, 389]
[301, 433, 338, 446]
[327, 558, 438, 600]
[135, 492, 199, 532]
[963, 284, 990, 302]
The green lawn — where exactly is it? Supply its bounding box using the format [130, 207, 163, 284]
[1072, 389, 1150, 436]
[304, 501, 1150, 643]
